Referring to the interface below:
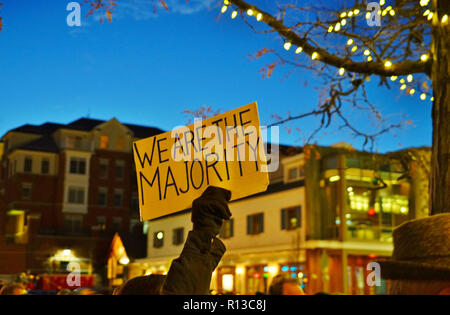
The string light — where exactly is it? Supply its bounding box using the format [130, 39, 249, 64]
[391, 76, 398, 81]
[367, 56, 373, 62]
[389, 10, 395, 16]
[231, 10, 238, 19]
[409, 88, 415, 95]
[400, 78, 405, 84]
[284, 42, 292, 50]
[224, 0, 230, 4]
[442, 15, 448, 24]
[311, 52, 319, 60]
[380, 0, 385, 6]
[420, 93, 427, 100]
[354, 9, 360, 15]
[366, 12, 371, 19]
[335, 22, 341, 31]
[421, 54, 429, 61]
[431, 97, 434, 101]
[339, 67, 345, 76]
[341, 19, 347, 26]
[256, 13, 263, 21]
[347, 39, 354, 46]
[348, 11, 353, 17]
[351, 45, 358, 52]
[295, 46, 303, 54]
[400, 84, 407, 90]
[427, 12, 434, 20]
[384, 61, 392, 68]
[340, 12, 347, 18]
[328, 25, 334, 33]
[423, 10, 431, 16]
[221, 5, 228, 13]
[407, 74, 413, 82]
[363, 49, 371, 56]
[247, 9, 254, 16]
[420, 0, 429, 6]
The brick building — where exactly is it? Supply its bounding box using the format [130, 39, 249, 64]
[0, 118, 163, 286]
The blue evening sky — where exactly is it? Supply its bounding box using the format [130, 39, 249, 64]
[0, 0, 432, 152]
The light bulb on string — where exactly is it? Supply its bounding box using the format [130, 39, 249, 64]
[284, 42, 292, 50]
[295, 46, 303, 54]
[231, 10, 238, 19]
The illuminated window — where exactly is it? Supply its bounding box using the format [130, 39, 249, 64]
[222, 274, 234, 292]
[153, 231, 164, 248]
[100, 136, 109, 149]
[116, 137, 125, 151]
[281, 206, 301, 230]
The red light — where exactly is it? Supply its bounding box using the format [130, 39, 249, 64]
[368, 254, 377, 259]
[253, 273, 260, 279]
[368, 208, 375, 216]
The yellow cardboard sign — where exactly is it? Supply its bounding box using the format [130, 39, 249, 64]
[133, 102, 269, 221]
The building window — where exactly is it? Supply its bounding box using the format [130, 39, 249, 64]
[116, 137, 125, 151]
[96, 216, 106, 230]
[98, 187, 108, 207]
[247, 213, 264, 235]
[131, 192, 139, 212]
[22, 183, 32, 200]
[220, 219, 234, 239]
[281, 206, 301, 230]
[99, 159, 109, 178]
[63, 215, 83, 233]
[24, 156, 33, 173]
[153, 231, 164, 248]
[112, 217, 123, 231]
[115, 160, 124, 180]
[68, 187, 85, 204]
[69, 158, 86, 175]
[100, 136, 109, 149]
[41, 158, 50, 174]
[173, 227, 184, 245]
[287, 165, 304, 181]
[129, 219, 140, 233]
[114, 189, 123, 208]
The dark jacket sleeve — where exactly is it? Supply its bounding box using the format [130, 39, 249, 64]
[162, 230, 226, 295]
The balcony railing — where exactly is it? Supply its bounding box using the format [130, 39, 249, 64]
[59, 139, 93, 152]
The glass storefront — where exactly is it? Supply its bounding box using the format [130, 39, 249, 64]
[344, 178, 411, 242]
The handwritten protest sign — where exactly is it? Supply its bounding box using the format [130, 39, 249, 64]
[133, 102, 269, 221]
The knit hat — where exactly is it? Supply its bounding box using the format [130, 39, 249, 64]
[379, 213, 450, 280]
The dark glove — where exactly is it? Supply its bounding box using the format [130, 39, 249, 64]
[191, 186, 232, 238]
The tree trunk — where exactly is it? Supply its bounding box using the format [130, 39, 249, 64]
[430, 0, 450, 215]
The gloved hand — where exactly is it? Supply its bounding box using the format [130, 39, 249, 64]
[191, 186, 232, 238]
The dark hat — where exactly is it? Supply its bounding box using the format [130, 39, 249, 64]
[378, 213, 450, 280]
